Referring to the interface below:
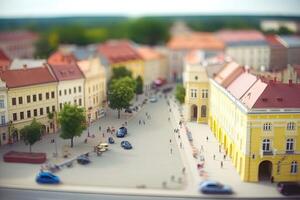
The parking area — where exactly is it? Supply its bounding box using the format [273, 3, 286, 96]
[0, 94, 185, 190]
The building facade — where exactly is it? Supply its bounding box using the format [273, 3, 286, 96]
[209, 64, 300, 182]
[0, 67, 58, 143]
[265, 35, 287, 71]
[77, 57, 106, 121]
[0, 80, 9, 145]
[277, 35, 300, 66]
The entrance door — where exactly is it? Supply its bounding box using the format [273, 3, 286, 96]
[191, 105, 198, 121]
[258, 160, 273, 181]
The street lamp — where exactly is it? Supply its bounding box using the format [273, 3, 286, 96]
[87, 108, 92, 137]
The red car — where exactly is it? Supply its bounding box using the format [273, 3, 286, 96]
[153, 78, 166, 87]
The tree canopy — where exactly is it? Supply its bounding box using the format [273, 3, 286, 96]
[20, 119, 42, 152]
[175, 84, 186, 104]
[135, 75, 144, 95]
[108, 77, 136, 118]
[59, 104, 86, 147]
[112, 66, 132, 80]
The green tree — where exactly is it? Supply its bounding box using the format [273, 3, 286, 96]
[112, 66, 132, 80]
[108, 77, 136, 119]
[59, 104, 86, 148]
[20, 119, 42, 152]
[136, 75, 143, 95]
[277, 26, 294, 35]
[175, 84, 186, 104]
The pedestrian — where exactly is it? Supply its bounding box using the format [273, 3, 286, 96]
[180, 142, 182, 148]
[139, 120, 141, 125]
[221, 161, 223, 168]
[223, 154, 226, 160]
[219, 144, 221, 153]
[169, 108, 171, 112]
[170, 148, 172, 154]
[102, 133, 105, 138]
[162, 181, 167, 189]
[178, 134, 180, 139]
[213, 154, 216, 160]
[99, 126, 101, 131]
[169, 139, 172, 143]
[168, 117, 170, 121]
[125, 121, 127, 126]
[182, 167, 186, 174]
[143, 120, 145, 125]
[171, 175, 175, 182]
[206, 136, 208, 141]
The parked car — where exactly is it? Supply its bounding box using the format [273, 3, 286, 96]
[116, 127, 127, 138]
[96, 143, 109, 151]
[162, 87, 173, 93]
[149, 96, 158, 103]
[199, 180, 233, 194]
[125, 108, 133, 113]
[77, 155, 91, 165]
[121, 141, 132, 149]
[153, 78, 166, 87]
[36, 172, 60, 184]
[277, 182, 300, 195]
[108, 137, 115, 144]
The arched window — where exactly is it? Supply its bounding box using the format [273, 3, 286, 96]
[291, 161, 298, 174]
[287, 122, 295, 130]
[263, 123, 272, 131]
[262, 139, 271, 152]
[286, 138, 294, 151]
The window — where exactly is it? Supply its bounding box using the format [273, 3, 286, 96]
[69, 89, 71, 94]
[190, 89, 197, 98]
[291, 161, 298, 174]
[34, 109, 37, 117]
[27, 95, 31, 103]
[59, 90, 62, 96]
[1, 115, 5, 125]
[262, 139, 271, 152]
[46, 106, 50, 114]
[52, 106, 55, 112]
[79, 98, 82, 106]
[27, 110, 31, 118]
[286, 138, 294, 151]
[202, 89, 208, 98]
[74, 99, 77, 105]
[18, 97, 23, 104]
[79, 86, 82, 93]
[0, 99, 4, 108]
[263, 123, 272, 131]
[33, 95, 37, 102]
[287, 122, 295, 130]
[64, 89, 67, 95]
[2, 133, 6, 141]
[38, 93, 42, 101]
[12, 98, 16, 105]
[46, 92, 50, 100]
[40, 108, 43, 115]
[74, 87, 76, 93]
[51, 91, 55, 98]
[20, 112, 24, 120]
[13, 113, 17, 121]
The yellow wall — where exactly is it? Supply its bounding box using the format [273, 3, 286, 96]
[8, 82, 58, 141]
[209, 79, 300, 182]
[111, 59, 145, 79]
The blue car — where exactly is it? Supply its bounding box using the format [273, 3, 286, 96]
[108, 137, 115, 144]
[199, 180, 233, 194]
[116, 127, 127, 138]
[77, 155, 90, 165]
[121, 141, 132, 149]
[36, 172, 60, 184]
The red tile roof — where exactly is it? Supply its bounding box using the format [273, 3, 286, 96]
[265, 35, 285, 47]
[48, 63, 84, 81]
[216, 30, 266, 43]
[137, 47, 162, 60]
[0, 31, 38, 42]
[98, 40, 142, 64]
[0, 67, 57, 88]
[48, 51, 77, 65]
[167, 32, 224, 50]
[214, 62, 244, 87]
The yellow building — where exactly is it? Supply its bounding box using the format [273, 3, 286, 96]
[183, 51, 225, 123]
[0, 66, 58, 143]
[77, 56, 106, 121]
[209, 63, 300, 182]
[98, 40, 144, 80]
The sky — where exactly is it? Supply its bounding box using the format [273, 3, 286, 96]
[0, 0, 300, 18]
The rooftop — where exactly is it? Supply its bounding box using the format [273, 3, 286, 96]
[10, 58, 46, 70]
[277, 35, 300, 48]
[49, 63, 84, 81]
[216, 30, 266, 45]
[48, 51, 77, 65]
[98, 40, 142, 64]
[167, 32, 224, 50]
[137, 47, 162, 60]
[214, 62, 244, 87]
[0, 67, 56, 88]
[0, 31, 38, 42]
[265, 35, 285, 47]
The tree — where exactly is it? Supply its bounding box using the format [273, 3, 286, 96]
[135, 76, 144, 95]
[278, 26, 294, 35]
[111, 66, 132, 80]
[59, 104, 86, 148]
[20, 119, 42, 152]
[108, 77, 136, 119]
[175, 84, 186, 104]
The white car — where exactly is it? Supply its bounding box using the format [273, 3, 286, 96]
[149, 96, 158, 103]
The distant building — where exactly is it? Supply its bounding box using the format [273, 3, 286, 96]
[167, 32, 224, 81]
[261, 20, 298, 33]
[216, 30, 270, 71]
[277, 35, 300, 66]
[98, 40, 144, 80]
[0, 31, 38, 59]
[0, 49, 11, 70]
[265, 35, 287, 71]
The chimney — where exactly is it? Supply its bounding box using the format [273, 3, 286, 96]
[289, 79, 292, 86]
[23, 64, 27, 69]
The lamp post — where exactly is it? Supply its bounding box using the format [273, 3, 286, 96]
[87, 109, 91, 137]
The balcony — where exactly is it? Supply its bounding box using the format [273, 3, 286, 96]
[285, 150, 294, 154]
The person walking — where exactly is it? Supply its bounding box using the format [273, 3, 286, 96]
[221, 161, 223, 168]
[213, 154, 216, 160]
[170, 148, 173, 154]
[206, 136, 208, 141]
[99, 126, 101, 131]
[182, 167, 186, 174]
[180, 142, 182, 148]
[139, 120, 141, 125]
[143, 120, 145, 125]
[219, 144, 221, 153]
[223, 154, 226, 160]
[169, 139, 172, 143]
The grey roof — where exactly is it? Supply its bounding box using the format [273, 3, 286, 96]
[227, 40, 268, 47]
[73, 48, 95, 60]
[277, 35, 300, 48]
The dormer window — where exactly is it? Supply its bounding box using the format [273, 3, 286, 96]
[262, 98, 268, 102]
[276, 97, 283, 102]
